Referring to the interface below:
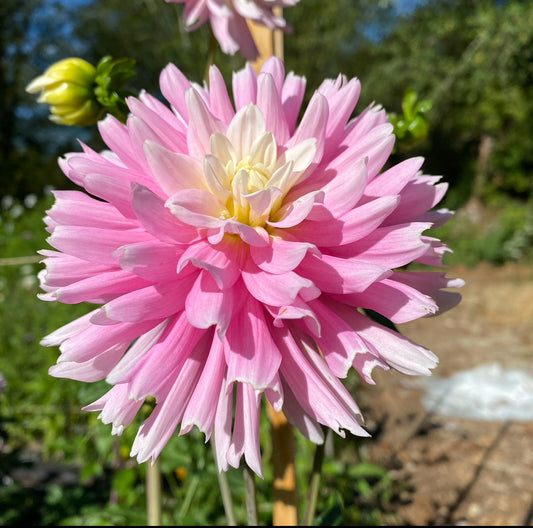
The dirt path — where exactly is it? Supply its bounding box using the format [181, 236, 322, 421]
[357, 263, 533, 526]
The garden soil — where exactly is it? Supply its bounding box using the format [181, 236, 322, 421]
[356, 262, 533, 526]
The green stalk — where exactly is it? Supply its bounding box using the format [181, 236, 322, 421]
[244, 464, 259, 526]
[204, 29, 218, 84]
[146, 458, 162, 526]
[302, 436, 326, 526]
[211, 440, 237, 525]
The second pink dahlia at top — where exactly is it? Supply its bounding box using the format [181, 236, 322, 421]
[39, 57, 463, 477]
[166, 0, 299, 61]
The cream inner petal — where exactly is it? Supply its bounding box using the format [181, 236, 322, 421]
[205, 103, 316, 227]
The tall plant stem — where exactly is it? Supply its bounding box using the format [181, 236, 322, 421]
[302, 435, 327, 526]
[204, 29, 218, 83]
[268, 402, 298, 525]
[244, 464, 259, 525]
[211, 440, 237, 525]
[146, 458, 162, 526]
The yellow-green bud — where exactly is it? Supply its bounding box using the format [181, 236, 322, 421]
[26, 58, 104, 126]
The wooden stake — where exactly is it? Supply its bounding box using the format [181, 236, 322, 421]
[248, 7, 284, 72]
[267, 401, 298, 526]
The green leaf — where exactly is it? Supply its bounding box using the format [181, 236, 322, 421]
[401, 89, 418, 118]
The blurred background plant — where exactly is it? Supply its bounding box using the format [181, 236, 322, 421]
[1, 0, 532, 525]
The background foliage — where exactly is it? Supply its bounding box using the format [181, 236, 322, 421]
[1, 0, 532, 525]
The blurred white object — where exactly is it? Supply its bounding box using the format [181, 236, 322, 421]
[422, 362, 533, 421]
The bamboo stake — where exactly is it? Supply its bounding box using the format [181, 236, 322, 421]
[267, 402, 298, 525]
[248, 7, 284, 71]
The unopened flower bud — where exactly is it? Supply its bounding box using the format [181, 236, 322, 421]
[26, 58, 104, 126]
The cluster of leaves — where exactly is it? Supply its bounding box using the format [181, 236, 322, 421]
[388, 89, 432, 151]
[93, 55, 137, 124]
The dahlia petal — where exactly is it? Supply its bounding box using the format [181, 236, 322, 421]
[247, 187, 283, 225]
[39, 252, 112, 288]
[416, 236, 452, 267]
[348, 311, 438, 376]
[91, 276, 197, 325]
[260, 56, 285, 94]
[159, 62, 192, 123]
[268, 190, 323, 228]
[204, 155, 232, 202]
[225, 296, 282, 391]
[321, 77, 361, 156]
[281, 71, 307, 133]
[213, 379, 234, 473]
[208, 65, 235, 122]
[206, 219, 270, 247]
[337, 123, 395, 180]
[334, 222, 433, 267]
[48, 225, 153, 266]
[140, 91, 186, 133]
[257, 72, 289, 144]
[227, 103, 266, 159]
[186, 88, 226, 158]
[82, 174, 136, 219]
[274, 326, 369, 437]
[287, 92, 327, 166]
[131, 184, 200, 245]
[185, 271, 234, 335]
[392, 271, 465, 316]
[241, 263, 320, 306]
[144, 140, 205, 198]
[46, 190, 135, 230]
[345, 104, 389, 144]
[40, 309, 99, 347]
[384, 178, 449, 226]
[115, 240, 181, 282]
[250, 237, 318, 274]
[280, 381, 325, 444]
[227, 383, 263, 477]
[352, 352, 390, 385]
[302, 299, 368, 378]
[43, 268, 151, 305]
[290, 195, 399, 247]
[232, 62, 257, 110]
[127, 96, 187, 153]
[180, 334, 225, 438]
[365, 156, 425, 197]
[178, 238, 244, 289]
[130, 339, 210, 464]
[58, 319, 158, 363]
[415, 208, 455, 228]
[166, 188, 226, 228]
[338, 277, 438, 324]
[298, 253, 391, 295]
[106, 319, 170, 384]
[49, 345, 126, 382]
[316, 157, 368, 218]
[83, 384, 144, 434]
[127, 313, 206, 400]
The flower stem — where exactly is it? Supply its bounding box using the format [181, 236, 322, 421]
[146, 458, 162, 526]
[244, 464, 259, 525]
[267, 403, 298, 525]
[204, 29, 218, 84]
[302, 434, 327, 526]
[211, 441, 237, 525]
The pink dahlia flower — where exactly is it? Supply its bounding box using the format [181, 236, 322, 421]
[165, 0, 299, 61]
[40, 57, 463, 476]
